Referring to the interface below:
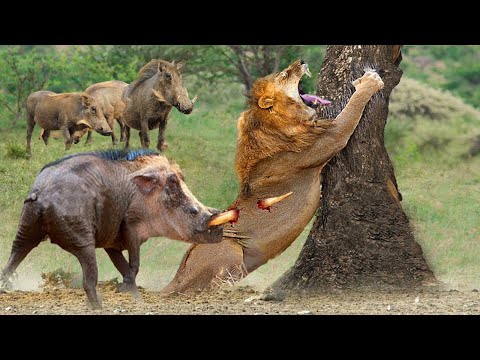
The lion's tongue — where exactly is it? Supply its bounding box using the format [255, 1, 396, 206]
[300, 93, 332, 106]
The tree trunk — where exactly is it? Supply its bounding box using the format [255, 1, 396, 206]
[272, 45, 437, 293]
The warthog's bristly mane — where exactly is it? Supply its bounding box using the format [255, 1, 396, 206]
[40, 149, 160, 172]
[94, 148, 160, 161]
[124, 59, 171, 98]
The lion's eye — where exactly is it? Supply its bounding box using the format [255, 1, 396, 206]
[281, 71, 288, 79]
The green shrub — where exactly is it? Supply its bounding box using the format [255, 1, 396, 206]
[6, 143, 26, 159]
[388, 77, 480, 163]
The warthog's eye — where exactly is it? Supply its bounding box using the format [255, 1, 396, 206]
[165, 72, 172, 81]
[91, 106, 96, 113]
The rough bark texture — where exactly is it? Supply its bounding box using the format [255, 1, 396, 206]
[272, 45, 437, 293]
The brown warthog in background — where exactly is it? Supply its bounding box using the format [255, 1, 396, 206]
[26, 91, 112, 157]
[0, 149, 231, 309]
[123, 59, 197, 151]
[83, 80, 129, 145]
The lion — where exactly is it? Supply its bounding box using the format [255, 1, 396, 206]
[235, 59, 333, 196]
[160, 62, 385, 295]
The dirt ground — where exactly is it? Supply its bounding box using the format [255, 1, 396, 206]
[0, 281, 479, 315]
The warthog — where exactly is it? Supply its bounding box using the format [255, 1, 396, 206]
[83, 80, 129, 145]
[26, 91, 113, 157]
[123, 59, 197, 151]
[0, 149, 234, 308]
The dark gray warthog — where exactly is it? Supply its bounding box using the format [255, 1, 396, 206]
[0, 149, 227, 309]
[123, 59, 197, 151]
[84, 80, 129, 145]
[26, 91, 113, 157]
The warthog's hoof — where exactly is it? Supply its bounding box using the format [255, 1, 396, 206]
[158, 142, 168, 152]
[88, 300, 102, 310]
[116, 282, 136, 293]
[87, 293, 103, 309]
[116, 282, 142, 301]
[0, 272, 16, 290]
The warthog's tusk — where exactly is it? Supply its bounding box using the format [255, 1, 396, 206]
[191, 95, 198, 104]
[208, 209, 239, 227]
[257, 191, 293, 211]
[152, 89, 166, 102]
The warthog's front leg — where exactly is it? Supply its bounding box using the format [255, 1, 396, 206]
[157, 117, 168, 151]
[41, 129, 51, 146]
[104, 248, 138, 297]
[139, 119, 150, 149]
[117, 116, 126, 142]
[61, 126, 74, 151]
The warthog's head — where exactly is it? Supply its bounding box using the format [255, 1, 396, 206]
[79, 94, 113, 136]
[71, 126, 90, 144]
[130, 156, 234, 244]
[254, 59, 331, 117]
[151, 60, 196, 115]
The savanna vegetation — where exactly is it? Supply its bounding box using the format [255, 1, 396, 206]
[0, 45, 478, 292]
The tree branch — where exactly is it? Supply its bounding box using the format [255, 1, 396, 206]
[229, 45, 254, 91]
[273, 46, 286, 72]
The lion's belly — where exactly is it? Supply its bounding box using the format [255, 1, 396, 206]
[229, 167, 322, 272]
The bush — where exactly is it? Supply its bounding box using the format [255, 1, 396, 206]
[6, 143, 26, 159]
[387, 77, 480, 163]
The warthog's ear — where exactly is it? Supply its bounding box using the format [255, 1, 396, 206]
[157, 61, 166, 72]
[81, 95, 91, 107]
[175, 60, 186, 70]
[258, 92, 274, 109]
[152, 89, 166, 103]
[75, 119, 92, 130]
[132, 172, 164, 195]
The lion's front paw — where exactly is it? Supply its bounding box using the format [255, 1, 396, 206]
[352, 70, 384, 94]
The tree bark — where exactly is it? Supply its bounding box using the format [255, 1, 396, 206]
[272, 45, 437, 293]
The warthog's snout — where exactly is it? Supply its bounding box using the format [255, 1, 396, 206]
[98, 127, 113, 136]
[190, 208, 224, 244]
[176, 102, 193, 115]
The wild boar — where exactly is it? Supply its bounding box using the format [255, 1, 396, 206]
[83, 80, 129, 145]
[122, 59, 197, 151]
[0, 149, 232, 309]
[26, 91, 113, 157]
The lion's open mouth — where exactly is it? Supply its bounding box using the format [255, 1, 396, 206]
[298, 81, 331, 108]
[298, 63, 331, 108]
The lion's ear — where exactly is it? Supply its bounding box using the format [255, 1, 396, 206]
[258, 93, 274, 109]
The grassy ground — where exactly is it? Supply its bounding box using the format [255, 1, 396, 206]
[0, 77, 479, 293]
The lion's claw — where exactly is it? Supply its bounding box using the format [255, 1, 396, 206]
[352, 70, 384, 93]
